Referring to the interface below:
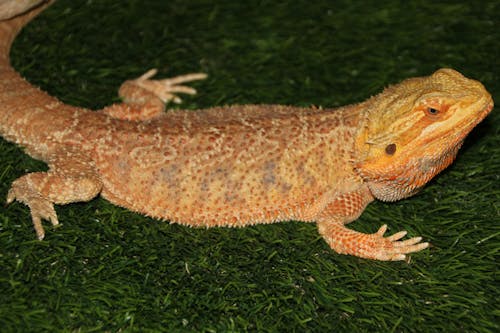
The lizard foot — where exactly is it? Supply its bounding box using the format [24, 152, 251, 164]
[131, 68, 207, 104]
[318, 222, 429, 261]
[7, 179, 58, 240]
[5, 147, 101, 239]
[361, 224, 430, 261]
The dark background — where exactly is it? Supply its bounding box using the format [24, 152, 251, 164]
[0, 1, 498, 331]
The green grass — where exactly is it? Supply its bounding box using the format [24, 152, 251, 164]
[1, 0, 499, 332]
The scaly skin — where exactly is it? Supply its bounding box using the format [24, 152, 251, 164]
[0, 1, 494, 260]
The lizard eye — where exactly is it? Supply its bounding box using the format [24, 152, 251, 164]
[426, 107, 439, 115]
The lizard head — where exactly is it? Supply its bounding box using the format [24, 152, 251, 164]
[354, 68, 494, 201]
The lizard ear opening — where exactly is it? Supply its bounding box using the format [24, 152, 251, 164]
[385, 143, 397, 155]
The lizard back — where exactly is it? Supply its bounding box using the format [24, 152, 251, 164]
[80, 104, 365, 226]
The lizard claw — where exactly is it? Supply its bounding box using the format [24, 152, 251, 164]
[132, 68, 207, 104]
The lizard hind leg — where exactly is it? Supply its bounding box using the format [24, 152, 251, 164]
[100, 68, 207, 121]
[6, 146, 103, 240]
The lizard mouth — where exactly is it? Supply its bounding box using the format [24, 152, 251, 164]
[449, 95, 494, 143]
[481, 98, 494, 119]
[475, 96, 494, 122]
[408, 96, 494, 190]
[464, 96, 494, 137]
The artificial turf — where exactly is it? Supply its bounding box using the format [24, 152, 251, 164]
[0, 0, 498, 332]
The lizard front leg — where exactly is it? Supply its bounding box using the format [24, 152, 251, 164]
[6, 146, 102, 239]
[101, 68, 207, 121]
[316, 188, 429, 261]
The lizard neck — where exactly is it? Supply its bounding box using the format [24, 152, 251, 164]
[308, 103, 367, 191]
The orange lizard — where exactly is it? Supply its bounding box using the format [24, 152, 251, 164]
[0, 1, 494, 260]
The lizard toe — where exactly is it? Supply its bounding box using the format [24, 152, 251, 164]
[363, 227, 429, 261]
[29, 197, 58, 240]
[132, 68, 207, 104]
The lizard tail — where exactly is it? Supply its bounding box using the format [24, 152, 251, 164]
[0, 0, 62, 145]
[0, 0, 53, 66]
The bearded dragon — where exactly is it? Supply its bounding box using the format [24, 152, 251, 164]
[0, 1, 493, 260]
